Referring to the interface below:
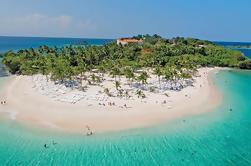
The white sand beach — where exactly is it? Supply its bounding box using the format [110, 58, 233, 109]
[0, 67, 221, 133]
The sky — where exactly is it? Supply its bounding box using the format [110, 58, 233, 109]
[0, 0, 250, 42]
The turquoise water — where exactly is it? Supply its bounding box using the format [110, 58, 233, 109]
[0, 70, 251, 165]
[1, 39, 251, 165]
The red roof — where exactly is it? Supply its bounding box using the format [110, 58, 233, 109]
[117, 38, 143, 43]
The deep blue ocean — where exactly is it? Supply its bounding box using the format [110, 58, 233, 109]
[0, 36, 113, 53]
[0, 37, 250, 59]
[1, 37, 251, 165]
[216, 41, 251, 59]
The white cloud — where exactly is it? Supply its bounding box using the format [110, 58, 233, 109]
[0, 14, 94, 37]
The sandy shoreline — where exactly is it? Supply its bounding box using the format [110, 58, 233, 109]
[0, 67, 222, 133]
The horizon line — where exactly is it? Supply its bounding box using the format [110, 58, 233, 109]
[0, 35, 251, 43]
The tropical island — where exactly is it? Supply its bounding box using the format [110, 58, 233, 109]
[2, 35, 251, 82]
[1, 35, 251, 133]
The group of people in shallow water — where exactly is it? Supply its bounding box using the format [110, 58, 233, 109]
[86, 125, 94, 136]
[44, 126, 94, 148]
[44, 141, 58, 149]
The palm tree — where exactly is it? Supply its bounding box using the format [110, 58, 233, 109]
[123, 67, 135, 85]
[90, 73, 96, 83]
[115, 81, 121, 90]
[135, 89, 146, 99]
[137, 71, 149, 87]
[38, 56, 49, 79]
[104, 88, 111, 97]
[164, 66, 177, 81]
[75, 55, 87, 88]
[95, 75, 102, 83]
[50, 55, 72, 83]
[154, 65, 162, 85]
[125, 90, 130, 99]
[97, 64, 106, 78]
[118, 89, 124, 97]
[180, 70, 192, 79]
[177, 56, 197, 74]
[163, 67, 172, 81]
[110, 66, 121, 81]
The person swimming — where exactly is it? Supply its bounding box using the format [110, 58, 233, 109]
[85, 125, 94, 136]
[52, 141, 57, 145]
[44, 144, 49, 148]
[87, 131, 93, 136]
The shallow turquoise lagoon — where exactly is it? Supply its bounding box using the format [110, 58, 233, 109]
[0, 70, 251, 166]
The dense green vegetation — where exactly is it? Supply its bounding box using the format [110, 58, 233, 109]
[2, 35, 250, 84]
